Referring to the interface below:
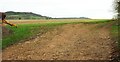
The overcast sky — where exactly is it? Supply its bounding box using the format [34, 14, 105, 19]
[0, 0, 114, 19]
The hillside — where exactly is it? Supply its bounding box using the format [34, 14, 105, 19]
[5, 11, 90, 20]
[5, 11, 51, 20]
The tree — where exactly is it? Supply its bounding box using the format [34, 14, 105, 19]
[114, 0, 120, 24]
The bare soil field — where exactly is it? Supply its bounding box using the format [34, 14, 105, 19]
[7, 19, 107, 24]
[2, 22, 114, 60]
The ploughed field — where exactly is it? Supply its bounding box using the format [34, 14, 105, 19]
[2, 19, 115, 60]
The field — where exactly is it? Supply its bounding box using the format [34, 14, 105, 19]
[2, 19, 119, 60]
[2, 19, 110, 48]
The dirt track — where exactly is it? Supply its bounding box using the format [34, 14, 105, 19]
[2, 23, 113, 60]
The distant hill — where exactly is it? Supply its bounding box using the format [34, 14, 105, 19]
[5, 11, 90, 20]
[5, 11, 52, 20]
[79, 17, 90, 19]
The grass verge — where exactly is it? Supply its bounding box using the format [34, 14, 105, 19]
[111, 24, 120, 49]
[2, 22, 66, 49]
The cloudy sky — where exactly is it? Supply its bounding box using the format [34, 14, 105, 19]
[0, 0, 114, 19]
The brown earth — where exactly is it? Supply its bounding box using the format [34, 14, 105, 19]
[2, 23, 114, 60]
[2, 26, 13, 37]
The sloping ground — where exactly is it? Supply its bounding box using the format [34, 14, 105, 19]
[2, 23, 114, 60]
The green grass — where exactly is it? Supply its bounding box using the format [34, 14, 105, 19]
[2, 19, 111, 49]
[2, 22, 67, 49]
[111, 24, 120, 48]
